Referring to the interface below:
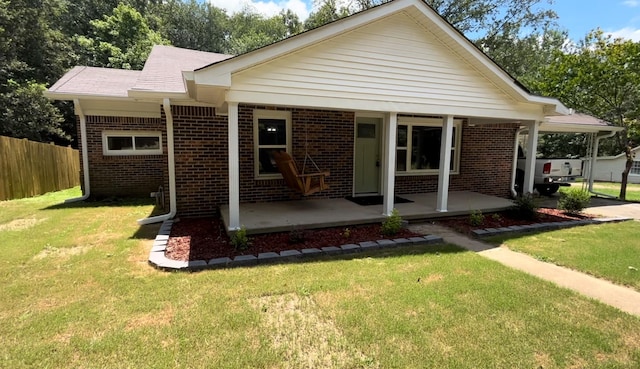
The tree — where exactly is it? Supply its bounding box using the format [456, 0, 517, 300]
[75, 3, 169, 69]
[0, 0, 73, 144]
[226, 8, 302, 55]
[149, 0, 229, 53]
[536, 31, 640, 199]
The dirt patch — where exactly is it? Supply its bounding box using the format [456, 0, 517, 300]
[435, 208, 595, 236]
[250, 293, 378, 369]
[166, 218, 421, 261]
[33, 245, 89, 260]
[0, 217, 45, 231]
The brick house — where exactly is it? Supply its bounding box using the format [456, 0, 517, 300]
[46, 0, 573, 231]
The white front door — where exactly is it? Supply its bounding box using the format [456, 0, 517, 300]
[354, 117, 382, 195]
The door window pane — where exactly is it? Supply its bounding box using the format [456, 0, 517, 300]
[357, 123, 376, 138]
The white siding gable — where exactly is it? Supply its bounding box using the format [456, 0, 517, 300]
[229, 11, 541, 120]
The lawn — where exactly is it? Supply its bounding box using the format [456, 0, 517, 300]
[562, 181, 640, 201]
[488, 221, 640, 291]
[1, 188, 640, 368]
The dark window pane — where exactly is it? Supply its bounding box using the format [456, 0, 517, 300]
[411, 126, 441, 170]
[135, 136, 160, 150]
[108, 136, 133, 151]
[396, 149, 407, 171]
[357, 123, 376, 138]
[450, 150, 455, 170]
[452, 127, 456, 146]
[397, 125, 407, 147]
[258, 119, 287, 145]
[258, 148, 283, 174]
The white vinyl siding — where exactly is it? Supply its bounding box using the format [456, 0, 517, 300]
[102, 131, 162, 156]
[231, 12, 530, 118]
[253, 110, 292, 179]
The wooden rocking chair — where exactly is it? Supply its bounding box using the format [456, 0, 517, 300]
[272, 151, 329, 196]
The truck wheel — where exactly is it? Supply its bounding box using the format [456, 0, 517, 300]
[536, 184, 559, 196]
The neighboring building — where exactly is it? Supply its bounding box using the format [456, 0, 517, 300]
[47, 0, 588, 230]
[592, 146, 640, 183]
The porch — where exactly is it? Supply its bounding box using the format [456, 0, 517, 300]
[220, 191, 514, 234]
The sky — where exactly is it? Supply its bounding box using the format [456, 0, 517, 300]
[206, 0, 640, 42]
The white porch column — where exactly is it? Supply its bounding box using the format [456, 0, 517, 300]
[227, 102, 240, 231]
[436, 115, 454, 212]
[382, 112, 398, 216]
[523, 121, 540, 194]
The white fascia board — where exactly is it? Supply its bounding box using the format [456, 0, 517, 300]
[193, 0, 416, 83]
[127, 90, 189, 100]
[538, 122, 624, 133]
[226, 90, 546, 121]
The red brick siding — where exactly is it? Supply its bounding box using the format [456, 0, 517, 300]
[172, 106, 228, 218]
[238, 105, 354, 203]
[172, 105, 355, 217]
[395, 122, 519, 198]
[80, 114, 168, 199]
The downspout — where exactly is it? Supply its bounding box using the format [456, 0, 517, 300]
[137, 98, 177, 224]
[511, 126, 527, 197]
[588, 130, 618, 198]
[65, 99, 90, 203]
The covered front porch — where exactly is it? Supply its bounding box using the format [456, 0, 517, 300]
[220, 191, 513, 234]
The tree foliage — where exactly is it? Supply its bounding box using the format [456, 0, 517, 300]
[536, 31, 640, 199]
[75, 3, 169, 69]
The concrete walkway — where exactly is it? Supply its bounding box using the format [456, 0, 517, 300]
[409, 223, 640, 317]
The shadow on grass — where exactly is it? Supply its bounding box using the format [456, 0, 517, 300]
[42, 196, 166, 241]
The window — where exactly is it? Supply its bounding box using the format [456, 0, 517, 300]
[396, 117, 461, 174]
[254, 110, 292, 178]
[631, 161, 640, 175]
[102, 131, 162, 156]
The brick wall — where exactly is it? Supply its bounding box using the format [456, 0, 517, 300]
[172, 105, 355, 217]
[81, 114, 168, 199]
[172, 106, 228, 218]
[395, 122, 519, 198]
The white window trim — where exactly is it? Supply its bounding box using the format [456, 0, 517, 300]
[253, 110, 292, 179]
[102, 130, 163, 156]
[395, 117, 462, 176]
[630, 161, 640, 176]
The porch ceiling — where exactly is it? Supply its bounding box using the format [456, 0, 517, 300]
[220, 191, 514, 235]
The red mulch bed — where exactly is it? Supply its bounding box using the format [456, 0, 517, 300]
[165, 217, 422, 261]
[436, 208, 595, 235]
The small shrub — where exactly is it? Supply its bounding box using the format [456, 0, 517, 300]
[381, 209, 403, 236]
[231, 226, 250, 251]
[469, 210, 485, 226]
[558, 188, 591, 214]
[289, 227, 306, 244]
[510, 192, 539, 220]
[341, 227, 351, 238]
[491, 213, 503, 222]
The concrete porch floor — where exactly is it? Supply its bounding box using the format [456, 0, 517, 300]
[220, 191, 514, 234]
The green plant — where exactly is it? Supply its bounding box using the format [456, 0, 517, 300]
[381, 209, 403, 236]
[558, 188, 591, 214]
[341, 227, 351, 238]
[491, 213, 503, 222]
[231, 226, 250, 251]
[509, 192, 539, 220]
[469, 210, 485, 226]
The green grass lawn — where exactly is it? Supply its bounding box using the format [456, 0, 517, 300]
[2, 188, 640, 368]
[563, 181, 640, 201]
[488, 221, 640, 291]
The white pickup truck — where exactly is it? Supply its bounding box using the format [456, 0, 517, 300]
[515, 146, 583, 195]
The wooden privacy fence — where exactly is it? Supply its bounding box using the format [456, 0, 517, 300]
[0, 136, 80, 201]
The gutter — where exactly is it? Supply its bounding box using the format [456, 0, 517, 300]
[511, 126, 527, 197]
[138, 98, 177, 225]
[65, 100, 90, 203]
[587, 130, 619, 198]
